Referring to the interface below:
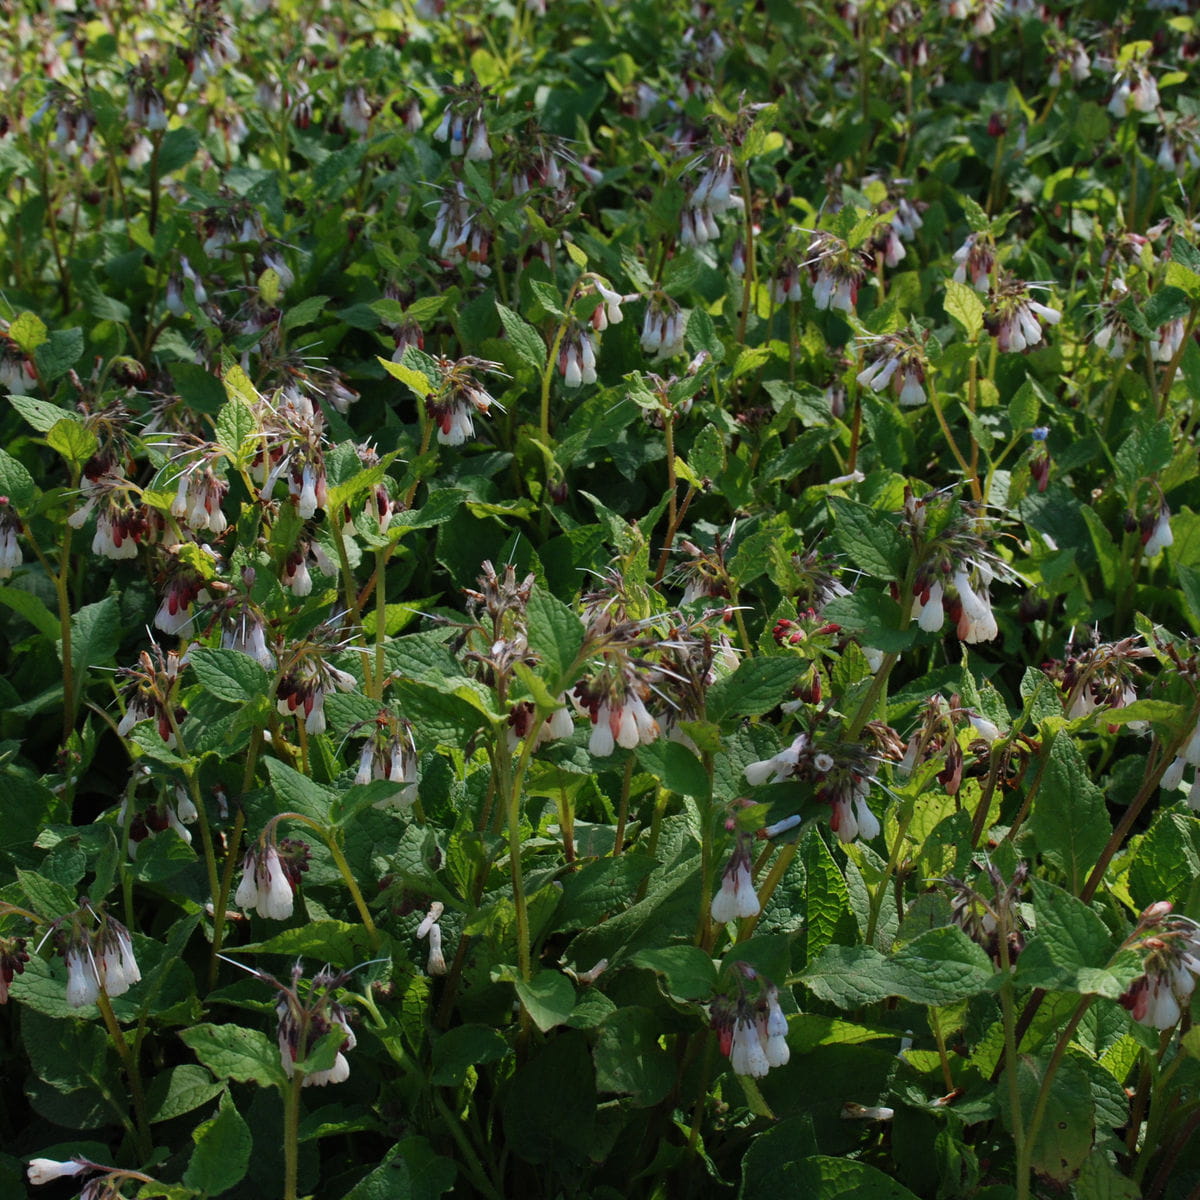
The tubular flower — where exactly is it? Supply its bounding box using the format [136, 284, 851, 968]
[1120, 905, 1200, 1030]
[235, 839, 309, 921]
[711, 835, 760, 924]
[984, 276, 1061, 352]
[710, 966, 791, 1079]
[275, 964, 359, 1086]
[856, 331, 929, 407]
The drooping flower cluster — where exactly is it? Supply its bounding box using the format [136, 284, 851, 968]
[428, 182, 491, 276]
[1044, 634, 1152, 728]
[423, 355, 504, 447]
[416, 901, 448, 976]
[274, 963, 359, 1086]
[952, 231, 996, 292]
[276, 639, 359, 734]
[0, 497, 23, 579]
[641, 296, 687, 361]
[807, 231, 867, 313]
[711, 835, 759, 924]
[680, 148, 740, 247]
[432, 88, 493, 161]
[235, 836, 310, 921]
[0, 935, 30, 1004]
[1119, 903, 1200, 1030]
[745, 726, 888, 844]
[354, 712, 420, 808]
[856, 331, 929, 407]
[983, 276, 1061, 353]
[944, 863, 1029, 967]
[709, 964, 790, 1079]
[117, 645, 185, 748]
[58, 908, 142, 1008]
[905, 489, 1019, 644]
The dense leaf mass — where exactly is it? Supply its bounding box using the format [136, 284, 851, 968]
[2, 2, 1200, 1198]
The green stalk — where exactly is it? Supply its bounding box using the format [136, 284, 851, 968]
[273, 812, 380, 948]
[282, 1068, 303, 1200]
[995, 920, 1026, 1197]
[372, 547, 387, 702]
[863, 802, 915, 947]
[1014, 996, 1094, 1200]
[612, 755, 635, 856]
[96, 991, 152, 1161]
[927, 379, 982, 504]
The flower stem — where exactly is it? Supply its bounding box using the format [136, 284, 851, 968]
[273, 812, 380, 948]
[282, 1069, 302, 1200]
[96, 991, 152, 1161]
[1014, 995, 1094, 1200]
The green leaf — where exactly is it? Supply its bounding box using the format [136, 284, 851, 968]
[1128, 810, 1200, 909]
[239, 920, 378, 967]
[35, 327, 84, 383]
[215, 398, 256, 455]
[630, 944, 717, 1000]
[71, 596, 122, 684]
[801, 927, 993, 1007]
[636, 740, 710, 799]
[379, 355, 435, 400]
[690, 423, 726, 480]
[738, 1119, 822, 1198]
[8, 311, 48, 354]
[515, 970, 576, 1032]
[431, 1024, 510, 1086]
[147, 1065, 225, 1123]
[282, 294, 331, 332]
[46, 418, 97, 467]
[1143, 285, 1192, 329]
[1027, 734, 1110, 894]
[803, 830, 852, 962]
[183, 1090, 252, 1196]
[708, 657, 800, 721]
[1016, 879, 1124, 997]
[1115, 420, 1173, 491]
[0, 447, 36, 508]
[944, 280, 984, 340]
[262, 756, 335, 823]
[1008, 379, 1041, 430]
[502, 1032, 596, 1165]
[495, 301, 546, 371]
[0, 585, 59, 639]
[188, 647, 271, 704]
[339, 1137, 456, 1200]
[593, 1006, 674, 1105]
[8, 393, 77, 433]
[1007, 1056, 1093, 1183]
[158, 127, 200, 173]
[556, 854, 656, 928]
[17, 867, 78, 918]
[828, 497, 905, 578]
[180, 1024, 288, 1089]
[743, 1155, 922, 1200]
[525, 586, 584, 695]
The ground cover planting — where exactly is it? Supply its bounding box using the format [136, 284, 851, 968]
[3, 1, 1200, 1198]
